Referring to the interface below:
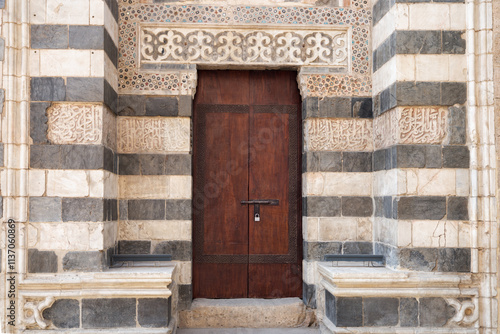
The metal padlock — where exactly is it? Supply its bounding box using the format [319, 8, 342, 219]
[254, 213, 260, 222]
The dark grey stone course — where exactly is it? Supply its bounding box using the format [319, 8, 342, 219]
[341, 197, 373, 217]
[351, 98, 373, 118]
[337, 297, 363, 327]
[29, 197, 62, 222]
[318, 97, 351, 118]
[438, 248, 471, 272]
[66, 77, 104, 102]
[0, 0, 4, 9]
[374, 197, 384, 217]
[443, 145, 469, 168]
[304, 241, 342, 261]
[118, 240, 151, 254]
[304, 196, 341, 217]
[325, 290, 336, 325]
[442, 31, 466, 54]
[128, 200, 165, 220]
[374, 242, 399, 268]
[43, 299, 80, 328]
[31, 25, 68, 49]
[303, 283, 317, 309]
[441, 82, 467, 105]
[397, 81, 441, 106]
[119, 153, 191, 176]
[30, 77, 66, 101]
[373, 0, 395, 25]
[399, 248, 438, 271]
[119, 200, 128, 220]
[178, 95, 192, 116]
[178, 284, 193, 310]
[343, 241, 373, 254]
[380, 83, 397, 114]
[82, 298, 136, 328]
[146, 96, 179, 116]
[62, 198, 104, 222]
[400, 298, 418, 327]
[302, 97, 318, 120]
[103, 147, 116, 173]
[395, 196, 446, 220]
[63, 251, 104, 271]
[364, 298, 398, 326]
[104, 198, 118, 221]
[0, 88, 4, 113]
[425, 145, 442, 168]
[30, 102, 50, 144]
[384, 196, 393, 219]
[394, 145, 426, 168]
[153, 240, 192, 261]
[447, 106, 467, 145]
[343, 152, 372, 172]
[60, 145, 104, 169]
[448, 196, 468, 220]
[103, 28, 118, 68]
[104, 79, 118, 113]
[118, 154, 140, 174]
[117, 94, 146, 115]
[28, 249, 58, 273]
[69, 26, 104, 49]
[166, 199, 192, 220]
[104, 0, 119, 22]
[138, 298, 170, 328]
[0, 197, 3, 219]
[30, 145, 61, 169]
[373, 33, 396, 72]
[419, 298, 456, 327]
[318, 152, 342, 172]
[396, 30, 441, 54]
[373, 149, 387, 171]
[165, 154, 191, 175]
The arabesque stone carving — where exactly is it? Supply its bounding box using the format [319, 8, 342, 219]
[47, 104, 103, 145]
[21, 296, 55, 329]
[305, 118, 373, 151]
[445, 298, 479, 327]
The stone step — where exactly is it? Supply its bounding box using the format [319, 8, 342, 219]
[177, 329, 319, 334]
[178, 298, 316, 329]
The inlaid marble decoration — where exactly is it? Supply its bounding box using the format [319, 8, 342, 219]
[305, 118, 373, 151]
[47, 104, 103, 145]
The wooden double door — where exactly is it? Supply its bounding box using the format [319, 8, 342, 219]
[193, 70, 302, 299]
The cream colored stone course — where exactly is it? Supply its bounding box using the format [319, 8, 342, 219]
[35, 170, 117, 198]
[119, 175, 191, 199]
[395, 220, 470, 248]
[45, 0, 90, 25]
[303, 172, 372, 197]
[39, 50, 93, 77]
[306, 217, 372, 242]
[118, 220, 192, 241]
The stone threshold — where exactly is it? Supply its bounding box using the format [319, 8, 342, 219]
[177, 329, 320, 334]
[179, 297, 317, 329]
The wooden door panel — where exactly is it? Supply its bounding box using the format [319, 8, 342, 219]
[195, 71, 250, 105]
[248, 264, 302, 298]
[194, 263, 248, 298]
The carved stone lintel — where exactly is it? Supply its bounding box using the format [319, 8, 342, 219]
[445, 297, 479, 327]
[22, 296, 55, 329]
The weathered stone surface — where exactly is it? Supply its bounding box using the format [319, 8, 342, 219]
[305, 196, 341, 217]
[399, 248, 438, 271]
[138, 298, 170, 328]
[396, 30, 441, 54]
[373, 149, 387, 171]
[400, 298, 418, 327]
[62, 198, 104, 222]
[425, 145, 442, 168]
[178, 95, 192, 116]
[341, 197, 373, 217]
[442, 31, 466, 54]
[336, 297, 362, 327]
[383, 196, 392, 219]
[441, 82, 467, 105]
[448, 196, 468, 220]
[146, 96, 178, 116]
[374, 197, 384, 217]
[394, 145, 426, 168]
[66, 78, 104, 102]
[343, 152, 372, 172]
[43, 299, 80, 328]
[178, 298, 314, 328]
[395, 196, 446, 220]
[363, 298, 398, 326]
[443, 145, 470, 168]
[302, 97, 319, 119]
[318, 97, 351, 118]
[69, 26, 104, 49]
[30, 77, 66, 101]
[342, 241, 372, 254]
[29, 197, 62, 222]
[447, 106, 466, 145]
[118, 94, 146, 116]
[166, 199, 192, 220]
[165, 154, 192, 175]
[60, 145, 104, 169]
[352, 98, 372, 118]
[438, 248, 471, 272]
[325, 290, 336, 324]
[28, 249, 58, 273]
[31, 25, 68, 49]
[104, 80, 118, 113]
[63, 251, 104, 271]
[303, 241, 342, 261]
[303, 283, 316, 309]
[118, 240, 151, 254]
[30, 102, 50, 144]
[397, 82, 441, 106]
[419, 298, 456, 327]
[153, 240, 191, 260]
[82, 298, 136, 328]
[30, 145, 60, 169]
[317, 152, 342, 172]
[178, 284, 193, 311]
[128, 200, 165, 220]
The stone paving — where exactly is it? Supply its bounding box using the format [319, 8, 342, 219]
[177, 329, 319, 334]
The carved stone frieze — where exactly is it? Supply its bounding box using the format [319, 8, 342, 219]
[47, 104, 103, 145]
[21, 296, 55, 329]
[305, 118, 373, 152]
[374, 107, 448, 150]
[117, 117, 190, 154]
[140, 26, 348, 68]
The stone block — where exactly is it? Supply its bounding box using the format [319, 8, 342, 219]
[178, 284, 193, 310]
[302, 97, 318, 119]
[305, 196, 341, 217]
[104, 80, 118, 113]
[373, 149, 387, 171]
[419, 298, 456, 327]
[178, 95, 192, 116]
[384, 196, 393, 219]
[443, 145, 469, 168]
[60, 145, 104, 169]
[343, 241, 373, 254]
[29, 197, 62, 222]
[30, 77, 66, 102]
[374, 242, 399, 268]
[442, 31, 466, 54]
[69, 25, 104, 49]
[118, 94, 146, 116]
[396, 30, 441, 54]
[318, 152, 342, 172]
[166, 199, 192, 220]
[303, 152, 320, 172]
[441, 82, 467, 105]
[128, 200, 165, 220]
[303, 283, 316, 309]
[318, 97, 351, 118]
[395, 196, 446, 220]
[66, 77, 104, 102]
[119, 200, 128, 220]
[104, 0, 119, 21]
[374, 197, 384, 217]
[47, 170, 89, 197]
[43, 299, 80, 328]
[380, 83, 397, 114]
[425, 145, 442, 168]
[104, 29, 118, 68]
[343, 152, 372, 172]
[397, 81, 441, 106]
[337, 297, 362, 327]
[373, 0, 394, 24]
[164, 154, 191, 175]
[400, 298, 418, 327]
[82, 298, 136, 328]
[438, 248, 470, 272]
[448, 196, 468, 220]
[62, 198, 104, 222]
[352, 98, 373, 118]
[118, 240, 151, 254]
[28, 249, 58, 273]
[399, 248, 438, 271]
[63, 251, 104, 271]
[373, 32, 396, 72]
[138, 298, 170, 328]
[153, 240, 191, 261]
[394, 145, 426, 168]
[325, 290, 336, 325]
[118, 154, 141, 175]
[30, 102, 50, 144]
[104, 147, 116, 173]
[31, 25, 68, 49]
[363, 298, 398, 326]
[303, 241, 342, 261]
[341, 197, 373, 217]
[146, 96, 179, 116]
[447, 106, 467, 145]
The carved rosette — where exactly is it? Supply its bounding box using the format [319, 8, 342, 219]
[47, 104, 104, 145]
[117, 117, 190, 154]
[374, 107, 448, 150]
[305, 118, 373, 152]
[21, 297, 55, 329]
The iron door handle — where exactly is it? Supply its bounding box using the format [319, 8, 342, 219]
[241, 199, 279, 221]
